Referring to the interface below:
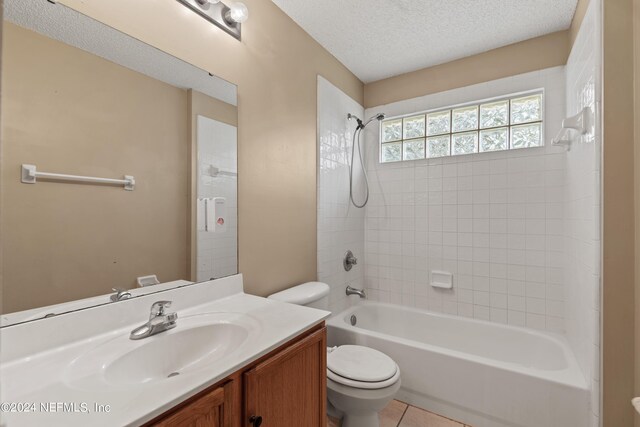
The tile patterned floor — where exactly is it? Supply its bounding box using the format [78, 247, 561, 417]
[328, 400, 472, 427]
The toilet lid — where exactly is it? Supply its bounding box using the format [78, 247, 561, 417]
[327, 345, 397, 382]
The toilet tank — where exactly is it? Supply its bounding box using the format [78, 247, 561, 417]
[268, 282, 330, 311]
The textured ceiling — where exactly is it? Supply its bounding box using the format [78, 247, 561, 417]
[5, 0, 237, 106]
[272, 0, 578, 83]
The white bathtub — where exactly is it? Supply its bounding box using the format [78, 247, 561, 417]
[327, 302, 589, 427]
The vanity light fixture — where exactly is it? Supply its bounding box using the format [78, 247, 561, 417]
[225, 2, 249, 24]
[177, 0, 248, 40]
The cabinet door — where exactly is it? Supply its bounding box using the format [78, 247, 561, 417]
[244, 327, 326, 427]
[153, 380, 236, 427]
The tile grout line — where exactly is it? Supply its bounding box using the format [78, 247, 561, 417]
[396, 402, 410, 427]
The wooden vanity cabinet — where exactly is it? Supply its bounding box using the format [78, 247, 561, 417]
[244, 326, 327, 426]
[146, 324, 326, 427]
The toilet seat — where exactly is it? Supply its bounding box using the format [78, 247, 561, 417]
[327, 345, 400, 390]
[327, 365, 401, 389]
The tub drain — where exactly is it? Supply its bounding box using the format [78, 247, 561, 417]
[167, 372, 180, 378]
[350, 315, 357, 326]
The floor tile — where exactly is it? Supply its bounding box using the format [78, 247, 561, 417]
[399, 406, 464, 427]
[327, 400, 468, 427]
[380, 399, 408, 427]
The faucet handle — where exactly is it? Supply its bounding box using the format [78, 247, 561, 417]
[150, 301, 172, 318]
[343, 250, 358, 271]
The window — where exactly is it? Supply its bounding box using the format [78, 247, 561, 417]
[380, 91, 544, 163]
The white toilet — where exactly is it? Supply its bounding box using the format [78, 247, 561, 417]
[268, 282, 401, 427]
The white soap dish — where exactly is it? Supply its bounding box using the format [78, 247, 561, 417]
[137, 275, 160, 287]
[431, 270, 453, 289]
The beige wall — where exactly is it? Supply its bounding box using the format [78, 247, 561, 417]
[187, 90, 238, 280]
[635, 0, 640, 424]
[571, 0, 591, 44]
[55, 0, 363, 298]
[1, 23, 190, 312]
[603, 0, 636, 425]
[363, 31, 570, 108]
[0, 0, 5, 315]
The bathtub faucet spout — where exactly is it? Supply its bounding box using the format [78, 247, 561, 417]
[346, 285, 366, 299]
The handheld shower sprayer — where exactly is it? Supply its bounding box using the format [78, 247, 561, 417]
[347, 113, 365, 130]
[348, 113, 385, 131]
[347, 112, 386, 208]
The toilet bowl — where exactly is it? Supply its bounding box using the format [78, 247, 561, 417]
[268, 283, 401, 427]
[326, 345, 401, 427]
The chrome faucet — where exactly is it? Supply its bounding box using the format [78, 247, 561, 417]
[111, 287, 132, 302]
[346, 285, 366, 299]
[130, 301, 178, 340]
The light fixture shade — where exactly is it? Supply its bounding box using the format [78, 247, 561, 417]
[226, 2, 249, 23]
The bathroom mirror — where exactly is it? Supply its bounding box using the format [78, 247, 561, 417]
[0, 0, 238, 326]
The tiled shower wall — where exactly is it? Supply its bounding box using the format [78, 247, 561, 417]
[564, 0, 601, 425]
[196, 116, 238, 281]
[317, 76, 365, 313]
[363, 67, 568, 332]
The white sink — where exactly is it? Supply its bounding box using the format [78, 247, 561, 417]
[105, 322, 248, 385]
[65, 312, 261, 390]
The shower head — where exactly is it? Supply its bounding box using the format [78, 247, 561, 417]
[348, 112, 385, 130]
[362, 112, 386, 128]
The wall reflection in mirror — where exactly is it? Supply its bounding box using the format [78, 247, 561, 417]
[0, 0, 238, 326]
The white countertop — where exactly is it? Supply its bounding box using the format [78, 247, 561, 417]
[0, 275, 330, 426]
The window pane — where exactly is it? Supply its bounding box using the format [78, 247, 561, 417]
[381, 119, 402, 142]
[381, 142, 402, 162]
[379, 92, 544, 164]
[403, 138, 425, 160]
[510, 123, 542, 149]
[480, 101, 509, 128]
[452, 106, 478, 132]
[426, 135, 450, 158]
[427, 111, 450, 136]
[479, 127, 508, 152]
[511, 94, 542, 124]
[403, 115, 426, 139]
[452, 132, 478, 155]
